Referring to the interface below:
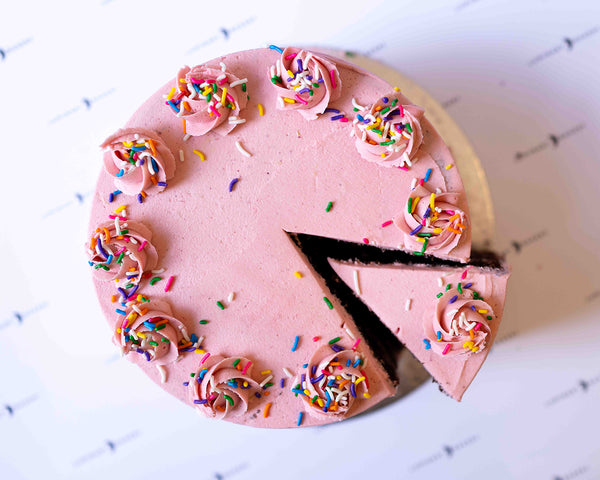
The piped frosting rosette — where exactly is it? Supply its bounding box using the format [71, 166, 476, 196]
[114, 299, 190, 365]
[101, 128, 176, 197]
[269, 47, 341, 120]
[353, 95, 424, 167]
[189, 356, 260, 419]
[293, 345, 368, 419]
[425, 289, 494, 356]
[87, 219, 158, 287]
[395, 184, 468, 256]
[168, 63, 248, 136]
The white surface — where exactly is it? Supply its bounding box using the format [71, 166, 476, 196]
[1, 1, 599, 479]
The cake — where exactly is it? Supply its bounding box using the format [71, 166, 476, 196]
[87, 45, 510, 428]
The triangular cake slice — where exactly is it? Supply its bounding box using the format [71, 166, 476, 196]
[328, 253, 510, 400]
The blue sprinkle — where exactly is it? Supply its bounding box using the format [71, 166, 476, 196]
[325, 390, 332, 408]
[106, 254, 113, 265]
[130, 146, 146, 151]
[167, 100, 180, 113]
[116, 169, 124, 178]
[199, 368, 208, 380]
[157, 182, 167, 187]
[357, 114, 364, 122]
[330, 114, 344, 121]
[297, 412, 303, 427]
[437, 331, 442, 340]
[423, 339, 431, 349]
[268, 44, 284, 54]
[190, 333, 198, 343]
[352, 359, 361, 368]
[302, 363, 308, 369]
[193, 83, 200, 93]
[88, 261, 93, 266]
[123, 328, 130, 333]
[115, 309, 126, 315]
[228, 178, 239, 192]
[382, 96, 389, 103]
[292, 388, 305, 395]
[124, 335, 130, 343]
[292, 335, 300, 352]
[151, 157, 159, 173]
[346, 359, 351, 367]
[143, 321, 156, 329]
[108, 193, 114, 203]
[424, 168, 432, 182]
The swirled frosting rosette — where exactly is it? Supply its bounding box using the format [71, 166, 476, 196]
[352, 96, 424, 167]
[168, 63, 248, 136]
[425, 289, 494, 356]
[114, 300, 191, 365]
[395, 184, 468, 256]
[189, 356, 261, 419]
[268, 47, 341, 120]
[101, 128, 176, 198]
[86, 218, 158, 287]
[293, 345, 368, 419]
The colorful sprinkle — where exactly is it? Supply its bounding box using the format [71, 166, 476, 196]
[381, 220, 393, 227]
[297, 411, 304, 426]
[442, 344, 451, 355]
[216, 301, 225, 310]
[235, 140, 252, 157]
[192, 149, 206, 161]
[328, 336, 341, 345]
[423, 339, 431, 349]
[292, 335, 300, 352]
[263, 402, 272, 418]
[323, 297, 333, 309]
[258, 104, 265, 116]
[228, 178, 239, 192]
[164, 276, 174, 292]
[294, 271, 302, 278]
[150, 276, 161, 285]
[268, 45, 284, 54]
[325, 201, 333, 212]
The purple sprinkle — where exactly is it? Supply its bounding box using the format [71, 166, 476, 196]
[137, 193, 143, 203]
[280, 378, 285, 388]
[108, 193, 114, 202]
[423, 206, 431, 218]
[310, 373, 325, 384]
[287, 77, 294, 82]
[300, 373, 306, 385]
[194, 399, 207, 404]
[181, 347, 196, 352]
[325, 108, 340, 114]
[317, 78, 324, 83]
[255, 392, 261, 398]
[127, 284, 139, 299]
[306, 75, 313, 80]
[139, 159, 145, 166]
[297, 58, 303, 72]
[144, 351, 151, 361]
[136, 348, 144, 354]
[330, 344, 343, 353]
[117, 287, 127, 301]
[183, 382, 189, 386]
[96, 237, 109, 259]
[228, 178, 239, 192]
[449, 295, 458, 304]
[382, 96, 389, 103]
[311, 365, 317, 375]
[464, 283, 473, 289]
[409, 224, 423, 235]
[157, 181, 168, 187]
[388, 110, 401, 116]
[471, 305, 477, 311]
[362, 118, 371, 124]
[350, 383, 357, 398]
[330, 114, 344, 121]
[298, 88, 310, 94]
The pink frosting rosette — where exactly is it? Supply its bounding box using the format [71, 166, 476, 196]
[269, 47, 342, 120]
[87, 219, 158, 286]
[424, 289, 494, 357]
[189, 355, 261, 419]
[293, 345, 368, 419]
[114, 300, 189, 365]
[353, 95, 424, 167]
[395, 184, 468, 257]
[101, 128, 176, 197]
[169, 63, 248, 136]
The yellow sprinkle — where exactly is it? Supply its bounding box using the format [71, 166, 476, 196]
[137, 332, 146, 339]
[417, 238, 426, 243]
[478, 309, 488, 314]
[166, 87, 176, 101]
[294, 271, 302, 278]
[380, 153, 386, 158]
[363, 392, 371, 399]
[116, 328, 122, 334]
[261, 370, 272, 375]
[122, 141, 133, 147]
[286, 69, 294, 78]
[429, 193, 436, 210]
[317, 398, 324, 407]
[394, 86, 400, 91]
[303, 389, 310, 396]
[263, 402, 272, 418]
[192, 150, 206, 161]
[221, 87, 228, 105]
[242, 381, 248, 387]
[283, 97, 296, 104]
[445, 164, 454, 170]
[433, 228, 443, 234]
[355, 376, 366, 386]
[136, 294, 143, 301]
[114, 205, 127, 214]
[114, 279, 119, 283]
[258, 104, 265, 116]
[472, 346, 479, 352]
[179, 78, 186, 83]
[195, 348, 205, 354]
[463, 341, 474, 349]
[202, 86, 212, 96]
[411, 196, 420, 214]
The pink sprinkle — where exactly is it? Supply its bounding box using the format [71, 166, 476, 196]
[132, 152, 138, 161]
[337, 365, 343, 370]
[442, 344, 450, 355]
[122, 237, 130, 242]
[362, 238, 369, 244]
[226, 93, 235, 103]
[121, 318, 129, 328]
[285, 53, 297, 60]
[321, 369, 330, 376]
[312, 336, 320, 342]
[116, 246, 126, 254]
[200, 352, 211, 364]
[397, 166, 409, 171]
[461, 268, 469, 280]
[109, 215, 127, 221]
[164, 275, 175, 292]
[330, 69, 337, 88]
[242, 360, 252, 375]
[217, 77, 228, 86]
[352, 338, 361, 350]
[445, 210, 455, 215]
[398, 105, 404, 116]
[138, 240, 147, 252]
[339, 118, 349, 123]
[419, 179, 424, 186]
[422, 218, 427, 226]
[208, 393, 216, 401]
[209, 105, 221, 117]
[474, 323, 481, 331]
[294, 93, 308, 105]
[381, 220, 393, 228]
[190, 77, 203, 84]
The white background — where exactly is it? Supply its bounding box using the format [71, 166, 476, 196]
[1, 1, 599, 479]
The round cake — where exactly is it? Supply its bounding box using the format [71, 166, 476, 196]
[87, 45, 510, 428]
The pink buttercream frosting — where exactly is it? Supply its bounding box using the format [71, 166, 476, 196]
[114, 300, 189, 365]
[101, 128, 176, 196]
[269, 47, 342, 120]
[425, 289, 494, 357]
[353, 96, 424, 167]
[295, 345, 367, 419]
[86, 219, 158, 284]
[189, 356, 261, 419]
[395, 184, 468, 256]
[171, 63, 248, 136]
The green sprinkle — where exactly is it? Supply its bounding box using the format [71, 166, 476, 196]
[446, 284, 452, 291]
[406, 124, 413, 134]
[345, 51, 356, 57]
[457, 283, 463, 294]
[380, 106, 390, 114]
[120, 229, 129, 235]
[309, 90, 313, 96]
[311, 395, 318, 404]
[150, 276, 162, 285]
[414, 251, 424, 256]
[155, 324, 167, 331]
[199, 320, 209, 325]
[206, 93, 212, 103]
[264, 382, 274, 388]
[271, 77, 279, 85]
[233, 358, 240, 367]
[473, 292, 480, 299]
[379, 139, 395, 146]
[326, 201, 333, 212]
[212, 83, 217, 93]
[94, 264, 109, 271]
[149, 341, 158, 347]
[313, 82, 320, 88]
[323, 297, 333, 309]
[487, 315, 493, 321]
[160, 338, 170, 343]
[371, 128, 383, 135]
[328, 336, 341, 345]
[408, 198, 413, 213]
[116, 252, 124, 264]
[216, 301, 225, 310]
[223, 394, 234, 406]
[124, 283, 133, 289]
[190, 372, 195, 377]
[242, 83, 247, 92]
[391, 98, 398, 107]
[416, 233, 432, 238]
[420, 238, 428, 254]
[436, 292, 443, 298]
[353, 107, 358, 111]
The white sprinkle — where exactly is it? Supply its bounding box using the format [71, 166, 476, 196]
[156, 365, 168, 383]
[216, 73, 226, 82]
[152, 268, 165, 274]
[405, 298, 412, 311]
[183, 134, 191, 142]
[229, 78, 248, 88]
[345, 327, 356, 340]
[410, 178, 417, 190]
[196, 336, 204, 348]
[277, 97, 284, 108]
[114, 217, 121, 236]
[178, 325, 191, 342]
[219, 61, 227, 72]
[283, 367, 293, 378]
[227, 292, 235, 302]
[129, 237, 138, 244]
[235, 141, 252, 157]
[228, 118, 246, 125]
[259, 375, 273, 388]
[179, 149, 185, 162]
[353, 270, 361, 295]
[435, 187, 442, 194]
[352, 98, 366, 110]
[438, 277, 444, 287]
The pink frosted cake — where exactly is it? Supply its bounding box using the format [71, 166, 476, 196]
[87, 45, 510, 428]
